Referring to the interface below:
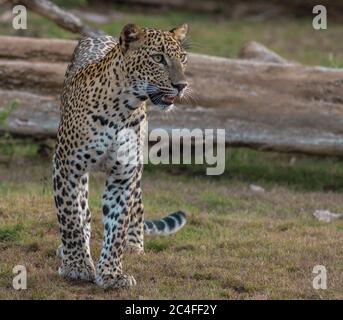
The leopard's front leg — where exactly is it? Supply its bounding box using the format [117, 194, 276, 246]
[53, 155, 95, 282]
[95, 164, 137, 289]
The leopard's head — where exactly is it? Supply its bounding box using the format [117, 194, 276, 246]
[119, 23, 189, 110]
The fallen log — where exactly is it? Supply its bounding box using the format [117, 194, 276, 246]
[1, 89, 343, 156]
[1, 36, 343, 105]
[0, 36, 76, 62]
[0, 59, 64, 94]
[1, 36, 343, 156]
[0, 90, 58, 137]
[238, 41, 291, 64]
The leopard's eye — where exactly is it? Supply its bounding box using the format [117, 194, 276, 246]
[152, 54, 165, 64]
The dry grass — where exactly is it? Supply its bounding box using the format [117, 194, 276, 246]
[0, 145, 342, 299]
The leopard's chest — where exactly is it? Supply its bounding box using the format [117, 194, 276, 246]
[86, 106, 147, 171]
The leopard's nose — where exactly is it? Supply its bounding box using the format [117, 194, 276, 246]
[172, 83, 187, 93]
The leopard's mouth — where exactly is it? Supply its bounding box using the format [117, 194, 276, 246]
[161, 95, 176, 105]
[148, 92, 177, 109]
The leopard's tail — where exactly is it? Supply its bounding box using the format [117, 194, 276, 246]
[144, 211, 187, 236]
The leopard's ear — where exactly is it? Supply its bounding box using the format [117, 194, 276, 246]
[119, 23, 145, 53]
[170, 23, 188, 42]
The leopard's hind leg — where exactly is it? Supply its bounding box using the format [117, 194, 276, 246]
[126, 168, 144, 255]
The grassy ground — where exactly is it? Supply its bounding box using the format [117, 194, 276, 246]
[0, 141, 343, 299]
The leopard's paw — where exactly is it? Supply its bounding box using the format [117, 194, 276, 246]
[95, 273, 136, 289]
[58, 260, 95, 282]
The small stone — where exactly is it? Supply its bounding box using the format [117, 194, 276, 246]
[313, 210, 343, 223]
[249, 184, 265, 193]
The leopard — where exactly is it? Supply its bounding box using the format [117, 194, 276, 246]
[53, 23, 189, 289]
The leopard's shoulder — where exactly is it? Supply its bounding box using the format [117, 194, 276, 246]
[64, 35, 118, 85]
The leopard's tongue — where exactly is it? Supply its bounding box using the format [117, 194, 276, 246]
[162, 96, 175, 104]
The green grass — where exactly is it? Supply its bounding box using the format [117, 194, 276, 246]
[0, 225, 23, 243]
[0, 138, 38, 159]
[0, 100, 20, 128]
[145, 148, 343, 192]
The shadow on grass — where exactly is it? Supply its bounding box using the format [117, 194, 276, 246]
[144, 148, 343, 192]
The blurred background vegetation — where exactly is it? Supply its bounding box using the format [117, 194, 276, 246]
[1, 0, 343, 67]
